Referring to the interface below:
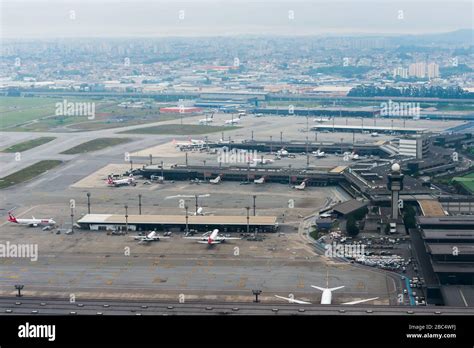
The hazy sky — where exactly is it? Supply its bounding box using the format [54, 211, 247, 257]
[1, 0, 472, 39]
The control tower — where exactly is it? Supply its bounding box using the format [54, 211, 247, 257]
[387, 163, 404, 220]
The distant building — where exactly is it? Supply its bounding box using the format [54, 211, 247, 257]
[409, 62, 426, 78]
[398, 136, 429, 159]
[427, 63, 440, 79]
[408, 62, 439, 79]
[393, 67, 408, 79]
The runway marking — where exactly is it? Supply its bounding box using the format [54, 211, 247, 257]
[297, 276, 305, 289]
[238, 277, 247, 289]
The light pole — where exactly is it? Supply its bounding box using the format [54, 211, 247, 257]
[70, 206, 74, 234]
[124, 204, 128, 232]
[161, 161, 164, 180]
[138, 194, 142, 215]
[253, 195, 256, 216]
[246, 206, 250, 235]
[185, 205, 189, 235]
[288, 164, 292, 186]
[15, 284, 24, 297]
[252, 289, 262, 303]
[86, 192, 91, 214]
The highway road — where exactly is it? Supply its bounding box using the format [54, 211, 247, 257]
[1, 296, 472, 316]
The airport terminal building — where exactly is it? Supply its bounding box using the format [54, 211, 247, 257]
[77, 214, 279, 233]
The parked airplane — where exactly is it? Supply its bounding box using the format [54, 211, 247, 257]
[209, 175, 222, 184]
[224, 116, 241, 125]
[293, 179, 307, 190]
[254, 176, 266, 184]
[199, 114, 214, 125]
[344, 152, 360, 161]
[275, 272, 379, 305]
[371, 132, 379, 137]
[314, 117, 330, 123]
[277, 148, 289, 157]
[107, 174, 136, 187]
[184, 229, 241, 245]
[312, 150, 326, 158]
[193, 207, 214, 216]
[250, 157, 274, 165]
[8, 212, 56, 227]
[131, 231, 170, 244]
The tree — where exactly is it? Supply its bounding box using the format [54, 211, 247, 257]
[403, 205, 417, 229]
[346, 216, 359, 236]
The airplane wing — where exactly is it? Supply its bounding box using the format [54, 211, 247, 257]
[220, 237, 242, 240]
[274, 295, 312, 305]
[184, 237, 206, 240]
[197, 240, 221, 244]
[341, 297, 379, 305]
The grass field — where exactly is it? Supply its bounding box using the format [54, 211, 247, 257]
[60, 138, 132, 155]
[120, 124, 239, 135]
[1, 137, 56, 153]
[0, 160, 63, 189]
[452, 171, 474, 194]
[1, 97, 185, 132]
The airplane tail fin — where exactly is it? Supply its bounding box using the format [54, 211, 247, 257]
[8, 212, 17, 223]
[107, 176, 114, 184]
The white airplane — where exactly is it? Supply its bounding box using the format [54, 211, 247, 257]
[173, 138, 205, 147]
[107, 174, 136, 187]
[371, 132, 379, 137]
[193, 207, 214, 216]
[209, 175, 222, 184]
[250, 157, 274, 165]
[312, 150, 326, 158]
[131, 231, 170, 244]
[314, 117, 330, 123]
[199, 115, 214, 125]
[8, 212, 56, 227]
[277, 148, 289, 157]
[293, 179, 307, 190]
[275, 273, 379, 305]
[344, 152, 360, 161]
[254, 176, 266, 184]
[224, 116, 241, 125]
[184, 229, 241, 245]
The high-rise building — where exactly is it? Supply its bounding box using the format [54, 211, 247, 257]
[427, 62, 440, 79]
[409, 62, 426, 78]
[408, 62, 439, 79]
[393, 67, 408, 79]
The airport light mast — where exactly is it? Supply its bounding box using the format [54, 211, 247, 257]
[86, 192, 91, 214]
